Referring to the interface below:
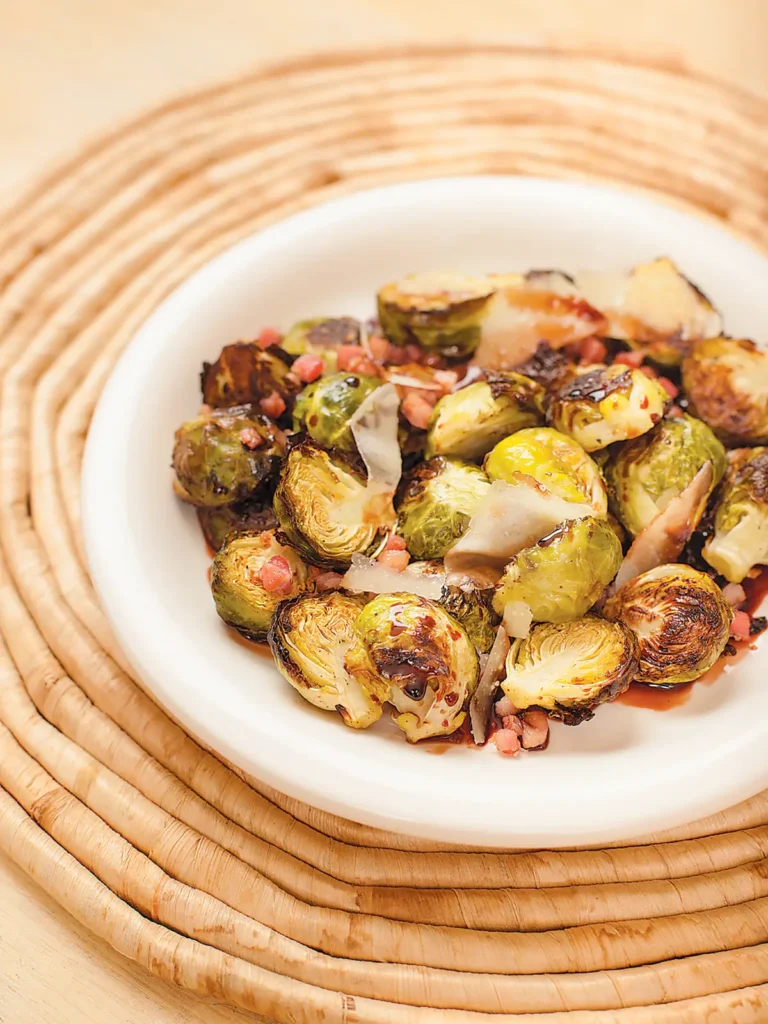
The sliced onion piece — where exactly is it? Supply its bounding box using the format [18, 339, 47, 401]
[469, 626, 511, 744]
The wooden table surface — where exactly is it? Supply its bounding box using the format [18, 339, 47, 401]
[1, 2, 767, 1021]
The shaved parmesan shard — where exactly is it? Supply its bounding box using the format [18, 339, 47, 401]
[502, 601, 533, 639]
[444, 478, 593, 581]
[469, 626, 510, 744]
[350, 383, 402, 492]
[472, 270, 606, 370]
[342, 554, 446, 600]
[612, 461, 714, 592]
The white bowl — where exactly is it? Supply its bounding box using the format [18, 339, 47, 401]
[83, 176, 768, 848]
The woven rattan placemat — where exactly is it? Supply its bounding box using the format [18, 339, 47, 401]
[1, 45, 767, 1023]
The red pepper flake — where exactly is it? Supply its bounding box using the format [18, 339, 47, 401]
[291, 352, 324, 383]
[260, 392, 287, 419]
[639, 395, 649, 409]
[239, 427, 263, 450]
[257, 326, 283, 349]
[257, 555, 294, 595]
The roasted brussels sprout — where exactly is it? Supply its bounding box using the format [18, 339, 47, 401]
[502, 618, 639, 724]
[273, 440, 386, 569]
[407, 561, 501, 653]
[396, 457, 490, 560]
[268, 591, 388, 729]
[485, 427, 607, 516]
[425, 372, 544, 461]
[682, 337, 768, 445]
[173, 406, 285, 507]
[577, 258, 722, 366]
[512, 341, 577, 396]
[211, 530, 310, 639]
[493, 516, 623, 623]
[604, 413, 726, 537]
[200, 343, 299, 411]
[378, 270, 604, 364]
[353, 593, 479, 741]
[197, 501, 278, 552]
[603, 564, 732, 685]
[282, 316, 361, 356]
[292, 372, 383, 452]
[703, 448, 768, 583]
[547, 364, 668, 452]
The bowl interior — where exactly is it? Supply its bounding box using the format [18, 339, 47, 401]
[83, 176, 768, 847]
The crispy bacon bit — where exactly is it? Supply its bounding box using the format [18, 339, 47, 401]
[384, 533, 408, 551]
[501, 714, 523, 736]
[260, 391, 287, 419]
[658, 377, 679, 399]
[494, 728, 521, 756]
[723, 582, 747, 607]
[257, 555, 294, 594]
[401, 392, 434, 430]
[239, 427, 263, 450]
[336, 344, 363, 370]
[521, 710, 549, 749]
[314, 571, 345, 591]
[368, 335, 391, 362]
[495, 695, 518, 718]
[291, 352, 324, 383]
[257, 326, 282, 349]
[668, 404, 684, 418]
[640, 363, 659, 379]
[613, 349, 645, 368]
[377, 549, 411, 572]
[731, 610, 751, 640]
[405, 344, 423, 363]
[579, 337, 607, 364]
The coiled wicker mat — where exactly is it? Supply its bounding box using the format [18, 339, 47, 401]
[1, 43, 768, 1024]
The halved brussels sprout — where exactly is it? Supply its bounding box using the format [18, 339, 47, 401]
[493, 516, 623, 623]
[485, 427, 607, 516]
[407, 561, 501, 653]
[682, 337, 768, 445]
[378, 270, 604, 363]
[513, 341, 577, 396]
[292, 372, 383, 452]
[577, 258, 722, 366]
[268, 591, 388, 729]
[502, 618, 639, 724]
[173, 406, 285, 507]
[703, 448, 768, 583]
[198, 501, 278, 552]
[211, 530, 310, 639]
[282, 316, 361, 356]
[397, 457, 490, 560]
[548, 365, 668, 452]
[200, 343, 299, 411]
[273, 440, 386, 569]
[604, 413, 726, 537]
[603, 564, 732, 685]
[425, 373, 544, 461]
[352, 593, 479, 741]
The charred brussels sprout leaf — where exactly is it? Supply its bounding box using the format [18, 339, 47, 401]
[200, 343, 299, 412]
[210, 530, 310, 639]
[603, 564, 732, 685]
[396, 457, 490, 560]
[485, 426, 607, 516]
[703, 448, 768, 583]
[493, 516, 623, 623]
[682, 337, 768, 445]
[268, 591, 388, 729]
[273, 440, 385, 569]
[503, 618, 639, 724]
[353, 593, 479, 741]
[512, 341, 577, 396]
[425, 372, 544, 461]
[197, 501, 278, 552]
[173, 406, 285, 507]
[292, 372, 383, 452]
[604, 413, 726, 538]
[405, 561, 501, 653]
[548, 364, 668, 452]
